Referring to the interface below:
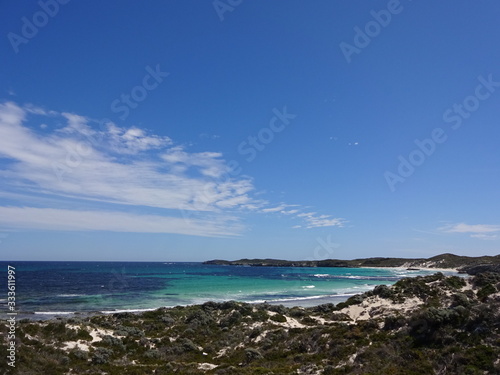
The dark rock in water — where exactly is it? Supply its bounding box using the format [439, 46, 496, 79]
[460, 264, 500, 275]
[407, 267, 420, 271]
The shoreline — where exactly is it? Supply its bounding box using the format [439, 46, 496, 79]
[359, 265, 460, 273]
[16, 267, 463, 320]
[16, 293, 361, 321]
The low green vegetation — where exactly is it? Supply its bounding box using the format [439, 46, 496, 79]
[204, 253, 500, 270]
[1, 271, 498, 374]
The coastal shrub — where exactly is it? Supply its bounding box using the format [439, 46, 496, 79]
[139, 337, 151, 347]
[22, 323, 40, 336]
[300, 316, 318, 326]
[289, 307, 307, 318]
[451, 292, 470, 308]
[114, 312, 135, 320]
[245, 348, 263, 362]
[114, 325, 145, 337]
[154, 363, 174, 374]
[221, 301, 240, 310]
[186, 309, 214, 327]
[373, 284, 394, 299]
[127, 326, 146, 337]
[473, 271, 500, 288]
[237, 304, 253, 316]
[114, 328, 129, 336]
[66, 317, 83, 324]
[246, 327, 261, 340]
[267, 328, 288, 341]
[270, 314, 287, 323]
[251, 309, 269, 322]
[141, 309, 163, 320]
[178, 337, 199, 352]
[467, 302, 499, 331]
[444, 275, 466, 289]
[345, 294, 364, 306]
[267, 304, 287, 315]
[409, 305, 470, 345]
[467, 345, 497, 371]
[92, 347, 114, 364]
[329, 313, 351, 321]
[42, 322, 67, 337]
[143, 322, 165, 335]
[259, 338, 273, 350]
[335, 302, 349, 310]
[323, 365, 335, 374]
[476, 284, 496, 301]
[310, 303, 335, 314]
[451, 305, 469, 323]
[144, 349, 162, 360]
[76, 328, 92, 341]
[59, 355, 70, 365]
[161, 315, 175, 325]
[69, 348, 88, 360]
[220, 310, 243, 327]
[393, 276, 447, 302]
[423, 307, 457, 326]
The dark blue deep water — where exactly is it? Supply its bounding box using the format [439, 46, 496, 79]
[0, 261, 458, 319]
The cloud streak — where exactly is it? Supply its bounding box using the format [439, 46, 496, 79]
[0, 101, 254, 213]
[0, 206, 241, 237]
[0, 101, 345, 235]
[439, 222, 500, 240]
[293, 212, 346, 229]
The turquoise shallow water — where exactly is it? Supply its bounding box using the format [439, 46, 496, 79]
[0, 261, 459, 319]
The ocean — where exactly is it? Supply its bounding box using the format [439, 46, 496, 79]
[0, 261, 459, 320]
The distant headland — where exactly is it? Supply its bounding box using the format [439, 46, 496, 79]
[204, 253, 500, 274]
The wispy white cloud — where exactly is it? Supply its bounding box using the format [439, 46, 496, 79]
[261, 205, 287, 213]
[302, 214, 346, 229]
[439, 222, 500, 240]
[470, 233, 498, 240]
[0, 101, 346, 235]
[106, 123, 172, 154]
[23, 103, 57, 116]
[161, 146, 226, 178]
[281, 209, 299, 215]
[291, 211, 346, 228]
[0, 206, 241, 237]
[297, 212, 316, 218]
[0, 102, 253, 214]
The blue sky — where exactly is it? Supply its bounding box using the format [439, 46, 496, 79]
[0, 0, 499, 261]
